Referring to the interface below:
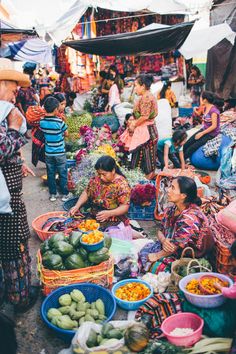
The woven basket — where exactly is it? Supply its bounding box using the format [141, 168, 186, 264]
[171, 247, 196, 286]
[32, 211, 67, 241]
[215, 240, 233, 274]
[37, 250, 114, 296]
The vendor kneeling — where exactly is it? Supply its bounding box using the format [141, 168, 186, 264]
[70, 155, 132, 237]
[140, 177, 214, 273]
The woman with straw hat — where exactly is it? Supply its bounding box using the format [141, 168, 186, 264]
[0, 59, 39, 312]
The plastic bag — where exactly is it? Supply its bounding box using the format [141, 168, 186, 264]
[110, 238, 135, 264]
[59, 321, 136, 354]
[142, 272, 171, 293]
[114, 257, 132, 280]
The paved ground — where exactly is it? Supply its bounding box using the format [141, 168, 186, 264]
[1, 139, 157, 354]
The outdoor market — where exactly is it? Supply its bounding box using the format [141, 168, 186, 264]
[0, 0, 236, 353]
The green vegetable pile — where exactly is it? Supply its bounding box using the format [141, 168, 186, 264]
[47, 290, 107, 331]
[140, 340, 185, 354]
[40, 231, 111, 271]
[86, 323, 124, 348]
[66, 112, 92, 141]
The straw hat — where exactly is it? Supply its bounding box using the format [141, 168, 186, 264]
[0, 58, 30, 87]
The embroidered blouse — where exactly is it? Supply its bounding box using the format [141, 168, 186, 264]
[160, 204, 210, 256]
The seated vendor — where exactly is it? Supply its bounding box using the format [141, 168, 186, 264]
[69, 155, 132, 235]
[139, 176, 214, 273]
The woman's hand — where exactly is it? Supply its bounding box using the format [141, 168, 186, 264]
[69, 206, 84, 217]
[195, 132, 204, 140]
[214, 282, 223, 291]
[96, 210, 113, 222]
[148, 250, 166, 262]
[22, 164, 35, 177]
[162, 239, 176, 253]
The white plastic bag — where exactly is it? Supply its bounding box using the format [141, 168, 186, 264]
[142, 272, 171, 293]
[59, 321, 136, 354]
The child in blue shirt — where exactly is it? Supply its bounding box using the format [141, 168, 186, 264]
[157, 129, 187, 170]
[40, 97, 69, 202]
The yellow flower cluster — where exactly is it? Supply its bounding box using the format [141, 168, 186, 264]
[97, 144, 120, 166]
[116, 282, 150, 301]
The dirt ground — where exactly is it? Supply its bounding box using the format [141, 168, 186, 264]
[1, 140, 157, 354]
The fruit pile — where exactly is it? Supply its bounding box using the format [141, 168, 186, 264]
[47, 289, 107, 330]
[78, 219, 100, 232]
[40, 231, 111, 270]
[115, 282, 151, 302]
[81, 230, 104, 245]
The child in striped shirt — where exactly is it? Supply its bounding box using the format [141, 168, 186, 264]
[40, 97, 70, 202]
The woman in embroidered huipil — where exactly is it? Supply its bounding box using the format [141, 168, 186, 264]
[69, 155, 131, 231]
[139, 177, 214, 274]
[120, 74, 158, 179]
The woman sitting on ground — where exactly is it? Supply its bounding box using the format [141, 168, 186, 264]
[69, 155, 132, 235]
[184, 91, 220, 160]
[139, 177, 214, 273]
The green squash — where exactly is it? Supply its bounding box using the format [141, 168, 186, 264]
[88, 247, 109, 265]
[124, 323, 149, 352]
[64, 253, 85, 270]
[77, 247, 88, 261]
[69, 231, 82, 248]
[53, 241, 74, 257]
[48, 232, 65, 248]
[40, 239, 50, 254]
[42, 254, 63, 270]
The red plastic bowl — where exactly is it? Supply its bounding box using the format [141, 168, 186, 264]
[161, 312, 204, 347]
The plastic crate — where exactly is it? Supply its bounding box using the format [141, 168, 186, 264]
[37, 250, 114, 296]
[128, 198, 156, 221]
[179, 107, 194, 117]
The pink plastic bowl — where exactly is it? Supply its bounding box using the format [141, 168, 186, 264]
[161, 312, 204, 347]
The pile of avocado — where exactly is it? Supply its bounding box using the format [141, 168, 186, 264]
[40, 231, 111, 271]
[87, 323, 124, 348]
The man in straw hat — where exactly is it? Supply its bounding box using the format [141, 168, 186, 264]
[0, 59, 39, 312]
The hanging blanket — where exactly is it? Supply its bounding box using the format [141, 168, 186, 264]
[135, 292, 183, 339]
[202, 134, 222, 157]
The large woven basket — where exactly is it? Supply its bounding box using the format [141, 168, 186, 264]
[37, 250, 114, 296]
[32, 211, 67, 241]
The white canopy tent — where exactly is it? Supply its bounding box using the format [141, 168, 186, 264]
[138, 20, 236, 59]
[5, 0, 190, 46]
[179, 21, 236, 59]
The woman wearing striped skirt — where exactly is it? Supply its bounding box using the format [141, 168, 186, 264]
[120, 74, 158, 179]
